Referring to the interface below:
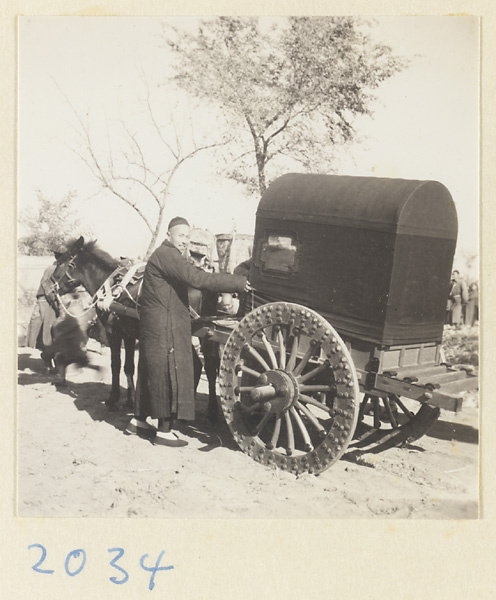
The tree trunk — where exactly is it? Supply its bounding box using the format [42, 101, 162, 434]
[144, 206, 165, 259]
[255, 150, 267, 196]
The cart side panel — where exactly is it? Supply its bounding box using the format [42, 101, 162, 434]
[251, 217, 395, 333]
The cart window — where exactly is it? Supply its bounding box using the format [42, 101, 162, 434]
[260, 234, 299, 275]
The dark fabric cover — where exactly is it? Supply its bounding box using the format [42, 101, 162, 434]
[135, 240, 246, 421]
[251, 174, 458, 346]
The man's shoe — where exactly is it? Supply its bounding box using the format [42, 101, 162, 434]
[153, 431, 188, 447]
[125, 418, 156, 439]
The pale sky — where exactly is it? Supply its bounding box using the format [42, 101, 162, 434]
[18, 16, 479, 269]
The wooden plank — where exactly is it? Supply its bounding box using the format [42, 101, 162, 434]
[418, 371, 469, 385]
[372, 375, 463, 412]
[430, 393, 464, 412]
[437, 377, 479, 395]
[392, 364, 443, 378]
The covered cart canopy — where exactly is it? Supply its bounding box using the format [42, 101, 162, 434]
[250, 173, 457, 346]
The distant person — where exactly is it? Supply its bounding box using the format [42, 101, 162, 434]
[448, 270, 468, 328]
[126, 217, 250, 447]
[26, 245, 68, 371]
[465, 282, 479, 326]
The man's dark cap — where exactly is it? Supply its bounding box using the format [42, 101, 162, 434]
[168, 216, 190, 230]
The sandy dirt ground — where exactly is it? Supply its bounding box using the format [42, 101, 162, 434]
[17, 345, 479, 519]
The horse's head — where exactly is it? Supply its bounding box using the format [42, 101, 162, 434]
[50, 236, 86, 296]
[51, 236, 119, 298]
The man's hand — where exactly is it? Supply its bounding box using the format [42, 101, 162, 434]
[244, 280, 253, 293]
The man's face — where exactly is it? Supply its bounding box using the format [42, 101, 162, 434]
[452, 271, 459, 281]
[167, 224, 191, 253]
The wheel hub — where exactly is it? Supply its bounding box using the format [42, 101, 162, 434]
[249, 369, 299, 413]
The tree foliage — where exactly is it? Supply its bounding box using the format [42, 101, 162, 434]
[18, 190, 82, 256]
[167, 16, 407, 195]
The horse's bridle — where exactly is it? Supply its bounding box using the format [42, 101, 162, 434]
[50, 253, 80, 295]
[49, 248, 132, 319]
[48, 251, 99, 319]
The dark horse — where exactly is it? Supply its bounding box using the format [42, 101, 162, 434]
[51, 237, 139, 410]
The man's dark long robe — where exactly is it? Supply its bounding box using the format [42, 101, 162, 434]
[135, 240, 246, 421]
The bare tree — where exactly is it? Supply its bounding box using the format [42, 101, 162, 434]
[66, 87, 227, 258]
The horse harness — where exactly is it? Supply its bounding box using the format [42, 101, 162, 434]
[50, 257, 145, 321]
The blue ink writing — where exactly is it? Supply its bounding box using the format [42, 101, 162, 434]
[140, 551, 174, 591]
[108, 547, 129, 585]
[64, 549, 86, 577]
[27, 544, 54, 574]
[28, 544, 174, 590]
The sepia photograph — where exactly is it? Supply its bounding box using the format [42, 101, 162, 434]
[17, 15, 479, 519]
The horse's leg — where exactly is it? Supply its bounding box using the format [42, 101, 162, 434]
[52, 354, 68, 387]
[107, 329, 122, 408]
[123, 336, 136, 409]
[204, 348, 220, 424]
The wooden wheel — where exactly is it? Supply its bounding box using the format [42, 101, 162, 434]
[354, 393, 440, 449]
[219, 302, 360, 475]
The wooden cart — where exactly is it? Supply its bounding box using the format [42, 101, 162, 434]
[193, 174, 478, 475]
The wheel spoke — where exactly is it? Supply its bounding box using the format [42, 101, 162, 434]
[260, 331, 278, 369]
[383, 396, 398, 428]
[358, 394, 371, 422]
[295, 400, 326, 434]
[297, 362, 329, 384]
[286, 333, 300, 372]
[243, 344, 271, 372]
[284, 411, 295, 455]
[267, 414, 282, 450]
[290, 406, 313, 451]
[299, 384, 332, 393]
[236, 364, 262, 379]
[292, 342, 319, 377]
[238, 400, 267, 414]
[372, 397, 381, 429]
[277, 329, 286, 369]
[252, 410, 272, 436]
[392, 395, 414, 419]
[298, 393, 331, 414]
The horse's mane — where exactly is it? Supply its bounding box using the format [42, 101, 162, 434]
[67, 238, 119, 271]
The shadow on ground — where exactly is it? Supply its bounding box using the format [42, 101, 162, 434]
[425, 418, 478, 445]
[18, 349, 238, 451]
[18, 350, 478, 460]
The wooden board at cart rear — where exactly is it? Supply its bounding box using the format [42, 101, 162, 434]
[251, 174, 457, 346]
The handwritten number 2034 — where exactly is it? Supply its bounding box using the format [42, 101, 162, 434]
[28, 544, 173, 590]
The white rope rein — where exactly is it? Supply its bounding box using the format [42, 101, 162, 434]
[55, 291, 99, 319]
[54, 262, 143, 319]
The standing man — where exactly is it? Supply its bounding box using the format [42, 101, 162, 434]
[448, 270, 469, 327]
[126, 217, 249, 447]
[26, 244, 68, 371]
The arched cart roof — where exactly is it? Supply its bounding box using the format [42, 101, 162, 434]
[258, 174, 457, 238]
